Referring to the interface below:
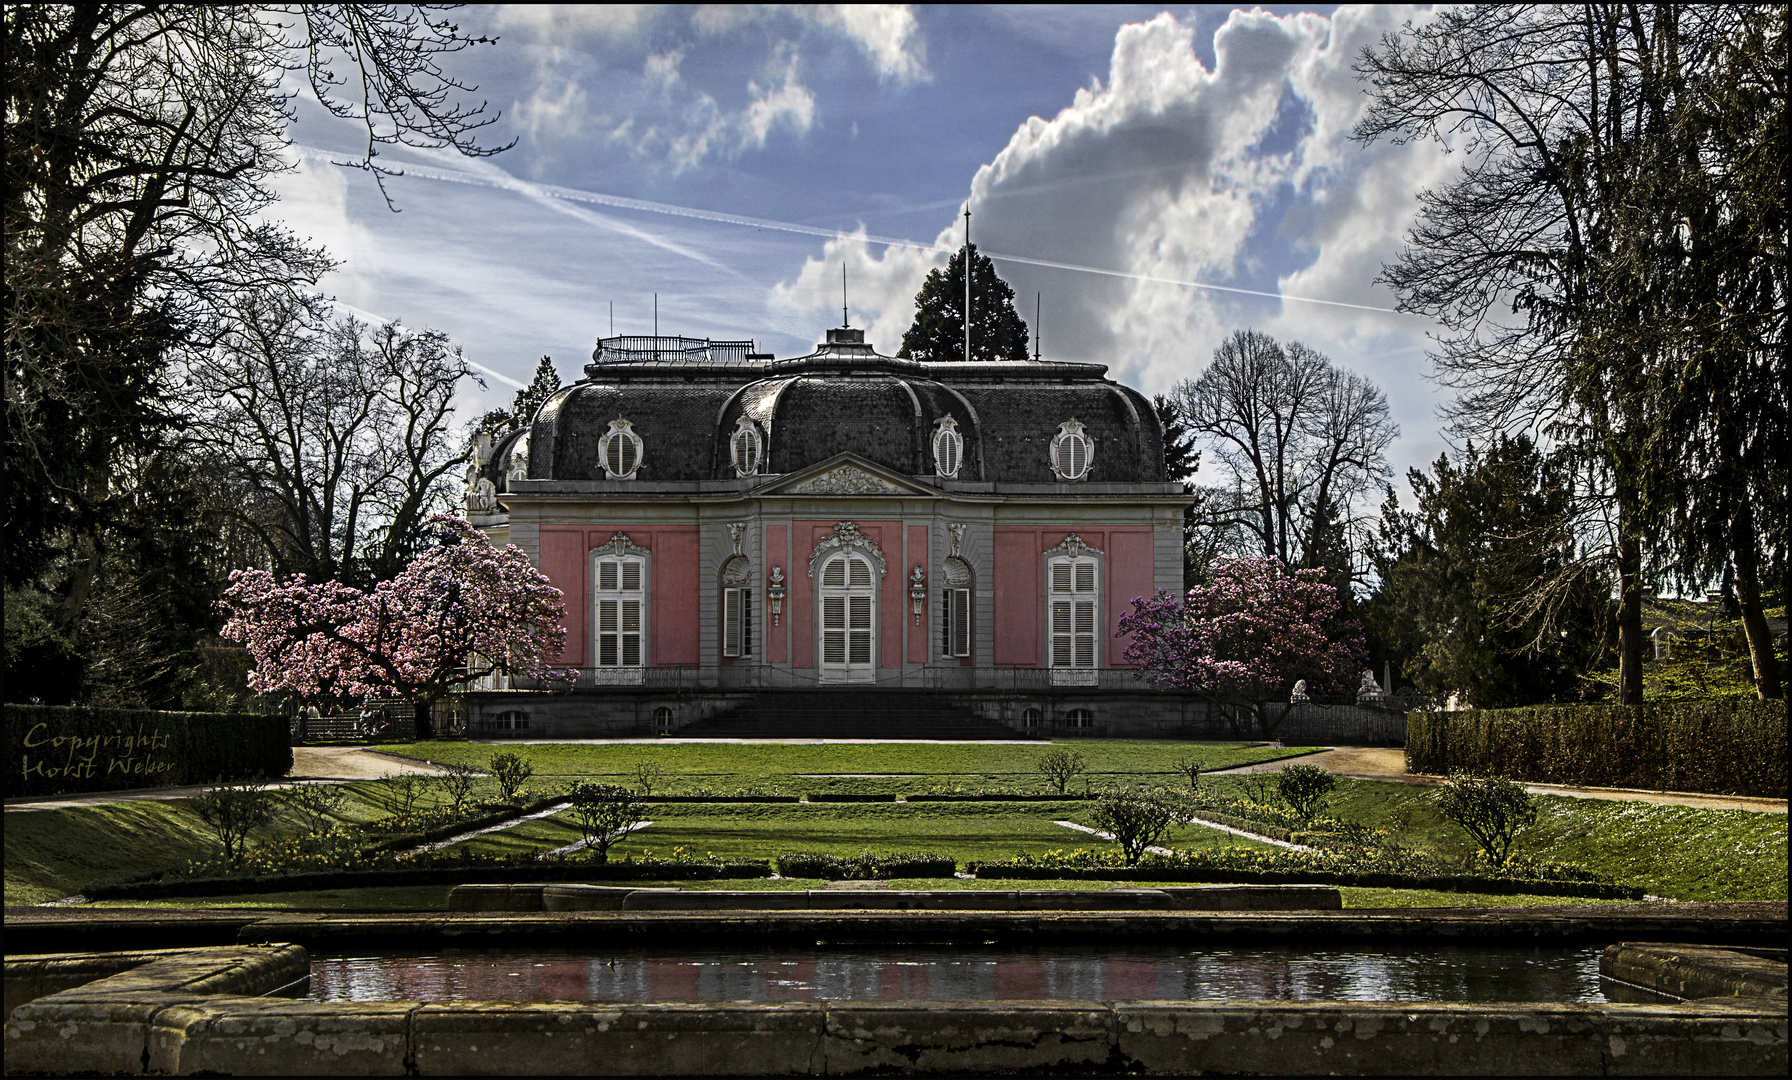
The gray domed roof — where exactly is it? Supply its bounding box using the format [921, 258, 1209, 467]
[496, 327, 1164, 486]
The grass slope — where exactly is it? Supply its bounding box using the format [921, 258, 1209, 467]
[1248, 775, 1787, 902]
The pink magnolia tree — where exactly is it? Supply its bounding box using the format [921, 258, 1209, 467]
[1118, 557, 1367, 739]
[221, 516, 573, 737]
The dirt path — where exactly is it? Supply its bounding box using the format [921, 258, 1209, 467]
[1215, 746, 1787, 814]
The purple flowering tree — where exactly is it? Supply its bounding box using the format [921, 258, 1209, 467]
[1118, 557, 1367, 738]
[222, 516, 573, 737]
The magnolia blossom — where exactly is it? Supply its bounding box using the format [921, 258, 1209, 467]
[1118, 557, 1366, 736]
[222, 516, 574, 713]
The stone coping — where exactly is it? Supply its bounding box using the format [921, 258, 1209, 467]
[5, 942, 1785, 1076]
[1604, 943, 1790, 1002]
[7, 902, 1786, 955]
[448, 883, 1344, 913]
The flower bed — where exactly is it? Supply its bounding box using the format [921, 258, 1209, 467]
[967, 846, 1639, 899]
[83, 853, 773, 901]
[773, 850, 957, 879]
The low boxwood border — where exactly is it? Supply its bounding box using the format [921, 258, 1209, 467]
[648, 795, 800, 803]
[906, 793, 1093, 802]
[83, 859, 774, 901]
[968, 864, 1642, 900]
[806, 793, 899, 803]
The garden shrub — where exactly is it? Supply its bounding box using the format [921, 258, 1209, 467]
[5, 703, 291, 796]
[774, 850, 957, 880]
[1276, 764, 1336, 822]
[967, 845, 1638, 899]
[1406, 700, 1786, 797]
[1090, 785, 1196, 865]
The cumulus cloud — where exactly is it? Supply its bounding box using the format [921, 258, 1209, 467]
[774, 7, 1458, 481]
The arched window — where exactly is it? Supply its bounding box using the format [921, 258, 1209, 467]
[932, 417, 964, 478]
[730, 416, 764, 477]
[1049, 419, 1093, 481]
[652, 705, 674, 734]
[600, 419, 643, 480]
[1021, 707, 1041, 731]
[819, 552, 877, 680]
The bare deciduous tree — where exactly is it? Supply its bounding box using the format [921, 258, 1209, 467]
[187, 291, 474, 585]
[1172, 330, 1396, 583]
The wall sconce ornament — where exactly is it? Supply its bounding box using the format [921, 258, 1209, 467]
[767, 565, 786, 626]
[909, 564, 927, 624]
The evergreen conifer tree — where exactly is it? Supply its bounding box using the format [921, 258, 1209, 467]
[896, 245, 1031, 363]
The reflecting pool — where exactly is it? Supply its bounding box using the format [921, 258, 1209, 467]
[307, 943, 1612, 1004]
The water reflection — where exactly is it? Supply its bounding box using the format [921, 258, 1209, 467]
[307, 944, 1609, 1004]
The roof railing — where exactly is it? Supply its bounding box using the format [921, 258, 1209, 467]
[590, 335, 769, 364]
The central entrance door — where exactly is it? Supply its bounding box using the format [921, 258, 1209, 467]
[819, 552, 877, 683]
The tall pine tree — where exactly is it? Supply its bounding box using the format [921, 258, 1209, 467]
[897, 244, 1031, 363]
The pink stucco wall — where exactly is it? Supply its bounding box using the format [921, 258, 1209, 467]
[992, 529, 1039, 666]
[539, 530, 586, 665]
[1105, 528, 1153, 666]
[646, 528, 700, 666]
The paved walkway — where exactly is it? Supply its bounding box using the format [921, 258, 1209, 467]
[1215, 746, 1788, 814]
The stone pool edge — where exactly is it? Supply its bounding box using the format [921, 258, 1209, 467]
[4, 942, 1785, 1076]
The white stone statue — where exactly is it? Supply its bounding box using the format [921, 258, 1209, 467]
[1356, 669, 1387, 703]
[1291, 679, 1309, 703]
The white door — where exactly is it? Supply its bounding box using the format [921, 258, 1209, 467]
[819, 553, 877, 683]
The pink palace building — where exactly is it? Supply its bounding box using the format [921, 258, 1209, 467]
[464, 325, 1193, 738]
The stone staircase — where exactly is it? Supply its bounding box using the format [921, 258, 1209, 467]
[673, 689, 1040, 741]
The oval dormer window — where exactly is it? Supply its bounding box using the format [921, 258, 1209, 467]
[932, 417, 964, 479]
[1050, 419, 1093, 481]
[600, 419, 643, 480]
[731, 416, 763, 477]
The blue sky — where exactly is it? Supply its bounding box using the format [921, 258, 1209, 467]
[270, 4, 1461, 494]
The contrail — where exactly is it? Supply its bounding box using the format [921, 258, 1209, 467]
[294, 147, 1402, 315]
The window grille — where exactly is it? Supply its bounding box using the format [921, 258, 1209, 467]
[933, 418, 964, 478]
[939, 587, 971, 658]
[1048, 556, 1098, 668]
[1049, 419, 1094, 480]
[731, 417, 763, 476]
[722, 587, 754, 658]
[599, 419, 643, 480]
[595, 556, 645, 667]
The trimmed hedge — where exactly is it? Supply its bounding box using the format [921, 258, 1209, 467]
[969, 864, 1642, 900]
[1405, 700, 1787, 798]
[83, 858, 773, 901]
[5, 703, 291, 797]
[806, 793, 899, 803]
[361, 797, 569, 852]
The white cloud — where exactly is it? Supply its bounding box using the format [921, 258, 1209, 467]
[772, 6, 1457, 490]
[694, 5, 927, 83]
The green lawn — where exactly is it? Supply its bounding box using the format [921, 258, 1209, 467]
[9, 743, 1783, 910]
[1218, 775, 1788, 902]
[374, 739, 1317, 792]
[444, 801, 1276, 863]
